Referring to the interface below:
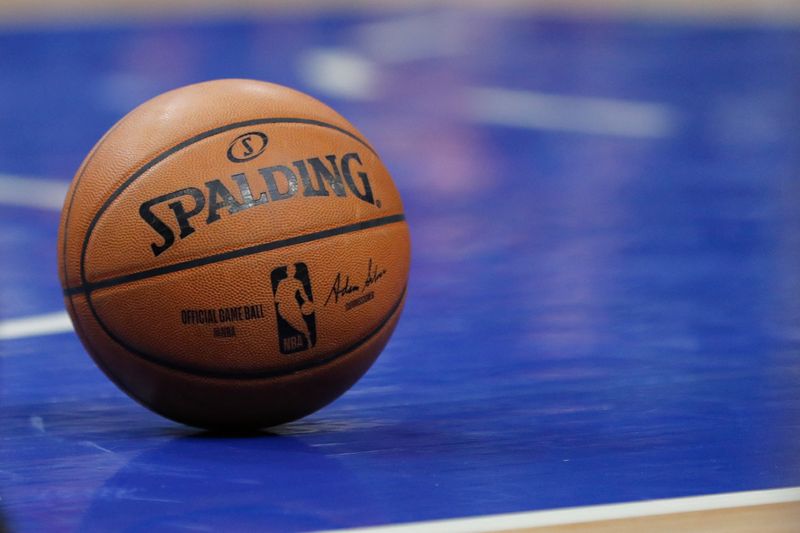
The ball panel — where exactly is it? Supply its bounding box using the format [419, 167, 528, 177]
[86, 223, 410, 376]
[81, 121, 403, 287]
[60, 79, 375, 290]
[66, 291, 406, 428]
[57, 118, 129, 290]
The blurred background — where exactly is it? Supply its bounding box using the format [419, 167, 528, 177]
[0, 1, 798, 532]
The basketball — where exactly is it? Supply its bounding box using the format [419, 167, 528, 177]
[57, 79, 410, 429]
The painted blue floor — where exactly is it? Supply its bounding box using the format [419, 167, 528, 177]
[1, 10, 799, 532]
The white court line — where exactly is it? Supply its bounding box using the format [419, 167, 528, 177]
[0, 173, 68, 210]
[466, 86, 678, 138]
[0, 311, 73, 341]
[298, 48, 676, 139]
[299, 48, 378, 100]
[318, 487, 800, 533]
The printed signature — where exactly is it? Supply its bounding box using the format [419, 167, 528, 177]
[325, 258, 387, 306]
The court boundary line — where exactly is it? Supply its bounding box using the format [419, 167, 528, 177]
[466, 86, 677, 138]
[317, 486, 800, 532]
[0, 311, 73, 341]
[0, 173, 68, 211]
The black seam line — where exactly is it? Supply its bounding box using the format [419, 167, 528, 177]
[114, 285, 405, 381]
[77, 116, 377, 289]
[64, 214, 405, 296]
[62, 120, 127, 322]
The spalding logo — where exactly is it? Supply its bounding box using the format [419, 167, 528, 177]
[227, 131, 268, 163]
[139, 152, 376, 256]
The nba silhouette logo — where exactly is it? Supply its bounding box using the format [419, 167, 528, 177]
[270, 263, 317, 354]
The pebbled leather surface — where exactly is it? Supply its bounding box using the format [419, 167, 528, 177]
[57, 79, 410, 428]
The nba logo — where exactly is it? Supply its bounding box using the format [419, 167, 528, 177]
[270, 263, 317, 354]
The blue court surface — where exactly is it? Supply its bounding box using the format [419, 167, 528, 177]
[1, 5, 799, 532]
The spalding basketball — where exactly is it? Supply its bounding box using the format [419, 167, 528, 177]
[57, 79, 410, 429]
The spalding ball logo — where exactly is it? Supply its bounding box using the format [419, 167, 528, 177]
[227, 131, 268, 163]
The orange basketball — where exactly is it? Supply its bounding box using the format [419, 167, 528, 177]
[57, 79, 410, 429]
